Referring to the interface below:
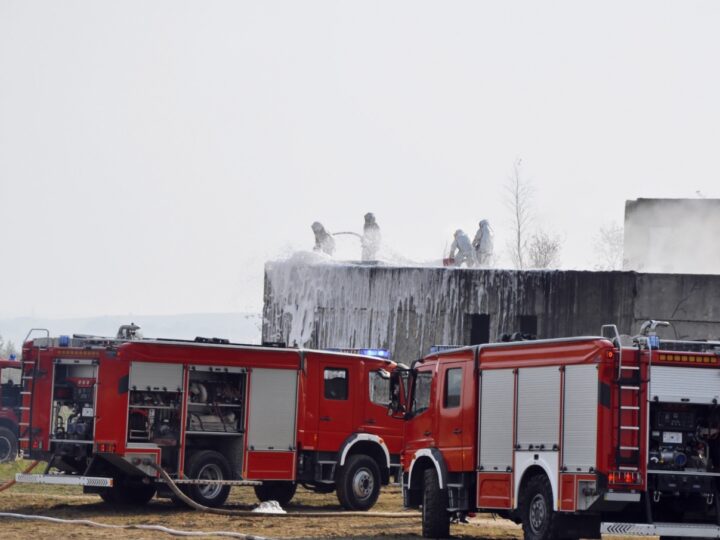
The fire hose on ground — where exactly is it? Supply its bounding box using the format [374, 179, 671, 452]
[0, 459, 419, 539]
[150, 461, 419, 519]
[0, 460, 39, 492]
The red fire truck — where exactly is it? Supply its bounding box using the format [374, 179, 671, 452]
[0, 358, 22, 462]
[391, 321, 720, 539]
[16, 328, 403, 510]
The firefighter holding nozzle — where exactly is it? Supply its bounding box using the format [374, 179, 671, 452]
[449, 229, 476, 267]
[311, 221, 335, 255]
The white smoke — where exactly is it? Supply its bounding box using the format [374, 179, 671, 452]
[623, 198, 720, 274]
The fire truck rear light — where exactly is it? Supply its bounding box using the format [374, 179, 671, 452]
[609, 470, 640, 484]
[96, 442, 116, 453]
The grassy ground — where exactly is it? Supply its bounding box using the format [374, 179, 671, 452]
[0, 460, 640, 540]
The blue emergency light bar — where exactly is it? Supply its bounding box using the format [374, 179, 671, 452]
[429, 345, 462, 354]
[326, 347, 391, 359]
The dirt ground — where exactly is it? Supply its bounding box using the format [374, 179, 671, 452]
[0, 460, 635, 540]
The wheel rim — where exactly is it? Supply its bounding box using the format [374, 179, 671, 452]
[351, 467, 374, 501]
[0, 436, 12, 463]
[197, 463, 223, 499]
[529, 493, 547, 533]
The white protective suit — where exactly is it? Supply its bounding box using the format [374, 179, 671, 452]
[449, 229, 476, 267]
[472, 219, 493, 266]
[311, 221, 335, 255]
[361, 212, 381, 261]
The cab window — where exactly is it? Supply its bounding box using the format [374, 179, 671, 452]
[369, 371, 390, 406]
[443, 368, 462, 408]
[324, 368, 348, 400]
[411, 372, 433, 414]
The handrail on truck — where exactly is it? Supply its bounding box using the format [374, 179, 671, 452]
[601, 324, 623, 381]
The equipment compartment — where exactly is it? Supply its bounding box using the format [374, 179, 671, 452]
[50, 359, 98, 443]
[186, 366, 246, 435]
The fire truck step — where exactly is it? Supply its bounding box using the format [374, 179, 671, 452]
[18, 422, 29, 426]
[20, 391, 31, 395]
[620, 446, 640, 451]
[620, 426, 640, 430]
[165, 478, 262, 487]
[618, 466, 639, 471]
[620, 365, 640, 370]
[621, 406, 640, 410]
[15, 474, 113, 487]
[18, 407, 30, 411]
[602, 521, 720, 537]
[620, 385, 640, 390]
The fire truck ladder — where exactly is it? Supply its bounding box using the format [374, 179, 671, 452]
[602, 325, 643, 474]
[17, 329, 49, 453]
[616, 355, 642, 473]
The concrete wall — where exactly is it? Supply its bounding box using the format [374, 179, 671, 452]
[263, 258, 720, 362]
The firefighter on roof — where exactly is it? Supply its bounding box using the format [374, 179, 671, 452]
[311, 221, 335, 255]
[449, 229, 476, 267]
[472, 219, 494, 266]
[361, 212, 381, 261]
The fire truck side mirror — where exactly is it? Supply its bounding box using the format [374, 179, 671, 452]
[387, 370, 408, 418]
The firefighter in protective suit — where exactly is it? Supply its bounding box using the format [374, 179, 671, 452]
[472, 219, 493, 266]
[361, 212, 381, 261]
[311, 222, 335, 255]
[449, 229, 476, 267]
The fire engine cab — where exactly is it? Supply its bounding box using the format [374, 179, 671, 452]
[16, 328, 403, 510]
[391, 321, 720, 539]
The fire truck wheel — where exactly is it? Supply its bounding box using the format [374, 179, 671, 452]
[521, 474, 558, 540]
[254, 481, 297, 506]
[336, 455, 381, 511]
[0, 427, 17, 463]
[421, 467, 450, 538]
[99, 482, 156, 505]
[185, 450, 231, 507]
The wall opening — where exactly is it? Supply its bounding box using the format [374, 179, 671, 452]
[518, 315, 538, 337]
[468, 314, 490, 345]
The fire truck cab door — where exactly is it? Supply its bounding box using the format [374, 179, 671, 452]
[316, 361, 355, 450]
[436, 361, 470, 471]
[245, 368, 299, 480]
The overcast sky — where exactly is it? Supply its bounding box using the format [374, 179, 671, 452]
[1, 1, 719, 319]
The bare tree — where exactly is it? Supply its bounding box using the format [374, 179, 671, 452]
[504, 158, 533, 270]
[594, 222, 624, 270]
[0, 335, 14, 359]
[529, 231, 562, 269]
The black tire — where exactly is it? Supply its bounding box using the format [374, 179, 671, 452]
[336, 454, 382, 511]
[521, 474, 558, 540]
[0, 427, 18, 463]
[254, 481, 297, 506]
[421, 467, 450, 539]
[184, 450, 231, 508]
[99, 481, 156, 505]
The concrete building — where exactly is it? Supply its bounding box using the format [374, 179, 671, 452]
[263, 259, 720, 362]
